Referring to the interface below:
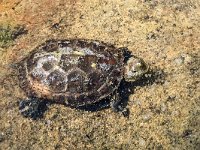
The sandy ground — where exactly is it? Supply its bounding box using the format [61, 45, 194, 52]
[0, 0, 200, 149]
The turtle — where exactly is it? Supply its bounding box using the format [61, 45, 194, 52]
[17, 39, 148, 119]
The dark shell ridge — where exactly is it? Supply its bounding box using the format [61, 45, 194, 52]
[18, 39, 124, 106]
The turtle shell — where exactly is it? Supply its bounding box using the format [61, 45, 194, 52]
[18, 39, 124, 107]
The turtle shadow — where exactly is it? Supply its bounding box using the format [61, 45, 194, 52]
[76, 68, 166, 112]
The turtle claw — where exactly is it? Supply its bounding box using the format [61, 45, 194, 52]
[19, 98, 48, 120]
[121, 107, 130, 118]
[111, 103, 129, 118]
[110, 91, 129, 118]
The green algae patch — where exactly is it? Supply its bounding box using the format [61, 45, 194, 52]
[0, 24, 27, 48]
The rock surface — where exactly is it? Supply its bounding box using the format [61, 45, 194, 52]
[0, 0, 199, 149]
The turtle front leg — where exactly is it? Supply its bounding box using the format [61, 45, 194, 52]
[110, 91, 129, 117]
[118, 47, 132, 63]
[19, 97, 48, 120]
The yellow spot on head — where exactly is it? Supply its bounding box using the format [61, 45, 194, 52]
[91, 63, 96, 68]
[73, 51, 85, 56]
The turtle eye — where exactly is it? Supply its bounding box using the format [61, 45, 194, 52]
[132, 70, 137, 73]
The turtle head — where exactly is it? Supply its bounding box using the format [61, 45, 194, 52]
[124, 56, 148, 82]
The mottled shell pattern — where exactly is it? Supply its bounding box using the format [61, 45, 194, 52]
[18, 39, 124, 107]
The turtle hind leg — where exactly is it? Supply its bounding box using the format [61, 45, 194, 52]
[19, 97, 48, 120]
[110, 91, 130, 117]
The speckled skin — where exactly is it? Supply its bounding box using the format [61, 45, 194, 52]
[18, 39, 124, 107]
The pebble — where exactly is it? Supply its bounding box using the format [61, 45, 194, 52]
[160, 103, 167, 112]
[139, 137, 146, 147]
[142, 112, 153, 121]
[174, 54, 193, 66]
